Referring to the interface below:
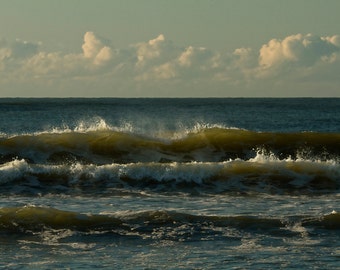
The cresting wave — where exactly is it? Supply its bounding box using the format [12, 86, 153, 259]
[0, 127, 339, 195]
[0, 206, 339, 236]
[0, 156, 339, 195]
[1, 127, 340, 164]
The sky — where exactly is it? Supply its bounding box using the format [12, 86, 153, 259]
[0, 0, 339, 97]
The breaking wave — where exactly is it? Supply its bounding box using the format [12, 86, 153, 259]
[1, 126, 339, 164]
[0, 125, 339, 195]
[0, 155, 339, 195]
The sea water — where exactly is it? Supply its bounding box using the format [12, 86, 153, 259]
[0, 98, 339, 269]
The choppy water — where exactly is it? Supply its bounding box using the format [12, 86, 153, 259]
[0, 98, 339, 269]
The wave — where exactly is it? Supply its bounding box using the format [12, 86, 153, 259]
[1, 128, 340, 164]
[0, 157, 339, 195]
[0, 206, 338, 237]
[1, 127, 339, 195]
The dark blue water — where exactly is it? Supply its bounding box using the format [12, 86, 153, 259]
[1, 98, 339, 135]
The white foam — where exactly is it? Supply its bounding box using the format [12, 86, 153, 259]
[69, 162, 223, 185]
[74, 118, 112, 132]
[47, 117, 114, 134]
[1, 156, 339, 195]
[172, 122, 240, 140]
[0, 159, 31, 184]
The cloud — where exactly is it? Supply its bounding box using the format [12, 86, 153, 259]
[22, 52, 84, 78]
[135, 44, 222, 83]
[0, 32, 339, 97]
[82, 31, 113, 65]
[0, 47, 11, 70]
[134, 34, 180, 71]
[178, 46, 213, 67]
[259, 34, 339, 69]
[134, 33, 226, 82]
[0, 38, 39, 58]
[136, 34, 165, 62]
[0, 39, 40, 72]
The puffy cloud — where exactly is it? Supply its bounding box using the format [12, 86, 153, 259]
[136, 34, 165, 62]
[82, 32, 102, 58]
[135, 39, 221, 82]
[178, 46, 215, 69]
[0, 39, 40, 71]
[95, 46, 112, 64]
[22, 52, 85, 78]
[154, 62, 177, 79]
[0, 47, 10, 60]
[259, 34, 339, 68]
[134, 34, 180, 70]
[0, 31, 339, 97]
[322, 35, 340, 47]
[82, 31, 113, 65]
[15, 32, 116, 79]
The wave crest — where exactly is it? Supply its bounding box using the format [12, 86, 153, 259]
[1, 128, 339, 164]
[1, 206, 339, 235]
[0, 158, 339, 195]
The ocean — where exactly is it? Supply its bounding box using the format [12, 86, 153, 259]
[0, 98, 339, 269]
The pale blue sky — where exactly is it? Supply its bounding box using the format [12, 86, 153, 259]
[0, 0, 339, 97]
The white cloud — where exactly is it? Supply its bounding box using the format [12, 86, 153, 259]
[82, 32, 101, 58]
[134, 34, 181, 71]
[0, 39, 40, 72]
[136, 34, 165, 63]
[259, 34, 339, 68]
[22, 52, 84, 78]
[178, 46, 212, 67]
[94, 46, 112, 65]
[0, 32, 339, 97]
[82, 31, 113, 65]
[322, 35, 340, 47]
[135, 39, 221, 82]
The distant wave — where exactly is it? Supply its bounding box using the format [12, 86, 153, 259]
[0, 206, 339, 237]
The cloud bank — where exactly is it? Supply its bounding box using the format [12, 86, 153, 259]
[0, 32, 339, 97]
